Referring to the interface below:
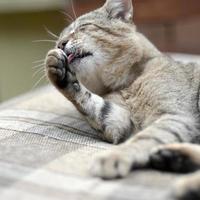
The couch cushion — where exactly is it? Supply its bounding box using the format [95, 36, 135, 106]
[1, 52, 200, 200]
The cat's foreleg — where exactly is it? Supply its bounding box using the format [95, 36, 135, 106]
[90, 114, 197, 179]
[45, 49, 133, 144]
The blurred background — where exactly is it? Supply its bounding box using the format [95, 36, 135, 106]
[0, 0, 200, 103]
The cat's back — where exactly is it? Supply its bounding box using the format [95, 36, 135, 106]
[121, 55, 200, 128]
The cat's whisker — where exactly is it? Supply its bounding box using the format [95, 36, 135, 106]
[32, 39, 56, 43]
[44, 26, 59, 39]
[69, 0, 79, 37]
[60, 10, 74, 23]
[64, 18, 73, 24]
[70, 0, 77, 20]
[32, 63, 45, 69]
[33, 59, 45, 64]
[32, 74, 46, 89]
[32, 66, 44, 71]
[32, 67, 44, 78]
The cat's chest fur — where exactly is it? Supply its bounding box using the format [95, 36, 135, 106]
[120, 57, 200, 130]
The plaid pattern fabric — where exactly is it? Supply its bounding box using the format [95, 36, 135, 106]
[0, 85, 178, 200]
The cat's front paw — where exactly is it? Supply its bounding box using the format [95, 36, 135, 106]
[45, 49, 79, 91]
[90, 150, 132, 179]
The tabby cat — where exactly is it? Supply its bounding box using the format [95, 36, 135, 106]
[45, 0, 200, 199]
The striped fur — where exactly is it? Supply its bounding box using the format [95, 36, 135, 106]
[45, 0, 200, 199]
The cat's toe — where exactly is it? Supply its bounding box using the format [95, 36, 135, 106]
[90, 151, 132, 179]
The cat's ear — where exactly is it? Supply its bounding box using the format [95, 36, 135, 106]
[104, 0, 133, 22]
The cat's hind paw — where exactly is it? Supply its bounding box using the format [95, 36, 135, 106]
[149, 144, 200, 173]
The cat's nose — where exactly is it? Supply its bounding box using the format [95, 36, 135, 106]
[58, 40, 68, 50]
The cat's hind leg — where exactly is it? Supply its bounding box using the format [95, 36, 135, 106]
[90, 115, 198, 179]
[149, 143, 200, 199]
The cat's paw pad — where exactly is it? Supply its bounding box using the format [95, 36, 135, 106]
[90, 151, 132, 179]
[150, 145, 187, 172]
[45, 49, 67, 81]
[150, 144, 200, 173]
[45, 49, 78, 89]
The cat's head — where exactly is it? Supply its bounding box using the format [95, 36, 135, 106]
[57, 0, 143, 94]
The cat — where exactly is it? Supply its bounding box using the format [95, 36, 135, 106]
[45, 0, 200, 199]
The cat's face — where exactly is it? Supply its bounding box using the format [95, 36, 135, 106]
[56, 0, 140, 94]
